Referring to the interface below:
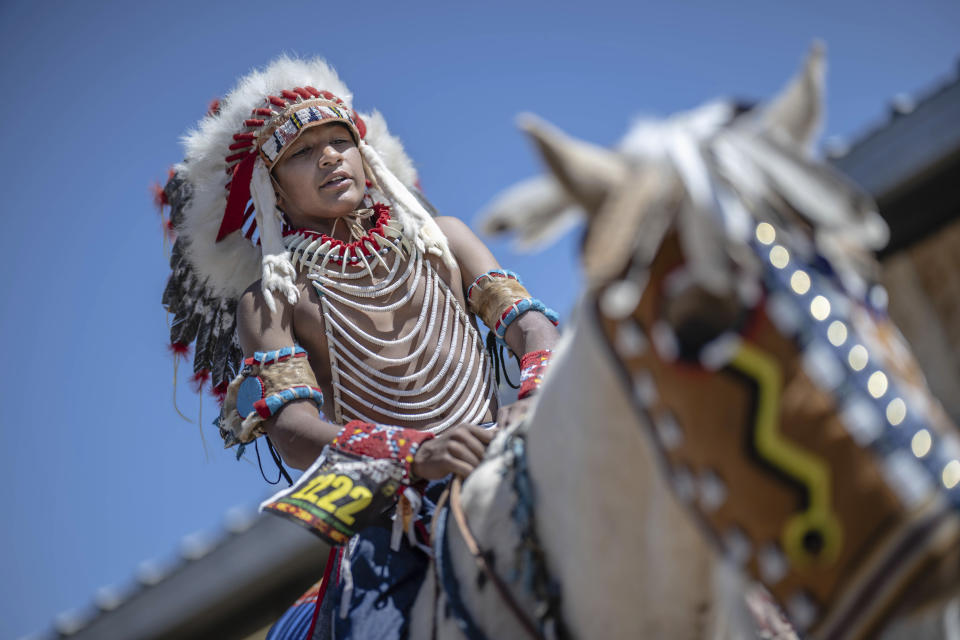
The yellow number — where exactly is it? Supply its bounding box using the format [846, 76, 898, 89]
[314, 475, 354, 513]
[290, 473, 335, 503]
[333, 486, 374, 526]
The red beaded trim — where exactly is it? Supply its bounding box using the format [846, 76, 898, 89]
[518, 349, 552, 400]
[331, 420, 434, 484]
[283, 203, 392, 258]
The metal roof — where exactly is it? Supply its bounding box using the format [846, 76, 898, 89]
[29, 507, 328, 640]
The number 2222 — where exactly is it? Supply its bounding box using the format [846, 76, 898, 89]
[290, 473, 374, 526]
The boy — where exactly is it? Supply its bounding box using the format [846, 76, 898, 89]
[162, 57, 558, 638]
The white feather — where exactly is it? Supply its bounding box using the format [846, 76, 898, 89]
[360, 141, 454, 269]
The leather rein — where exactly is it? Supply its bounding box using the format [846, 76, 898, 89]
[434, 476, 548, 640]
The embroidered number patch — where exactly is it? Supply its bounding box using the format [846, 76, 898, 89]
[289, 472, 374, 526]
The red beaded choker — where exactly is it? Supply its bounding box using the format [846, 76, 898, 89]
[283, 202, 393, 259]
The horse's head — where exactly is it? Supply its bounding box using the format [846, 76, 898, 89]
[485, 45, 960, 638]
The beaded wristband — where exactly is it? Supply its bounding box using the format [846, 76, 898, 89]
[518, 349, 553, 399]
[331, 420, 435, 484]
[493, 298, 560, 346]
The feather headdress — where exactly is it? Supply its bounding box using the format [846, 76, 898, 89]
[162, 56, 450, 397]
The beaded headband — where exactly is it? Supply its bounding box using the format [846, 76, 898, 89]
[257, 97, 363, 166]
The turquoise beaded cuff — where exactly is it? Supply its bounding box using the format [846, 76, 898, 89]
[467, 269, 559, 347]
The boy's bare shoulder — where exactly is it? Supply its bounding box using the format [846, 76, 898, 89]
[434, 216, 499, 280]
[434, 216, 474, 246]
[237, 280, 297, 352]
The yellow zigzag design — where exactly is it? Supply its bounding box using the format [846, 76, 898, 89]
[730, 342, 843, 566]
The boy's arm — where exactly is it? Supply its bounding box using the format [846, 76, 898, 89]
[236, 282, 340, 470]
[436, 216, 560, 356]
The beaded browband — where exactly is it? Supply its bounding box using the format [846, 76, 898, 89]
[257, 97, 364, 166]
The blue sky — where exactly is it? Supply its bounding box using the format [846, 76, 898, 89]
[1, 1, 957, 637]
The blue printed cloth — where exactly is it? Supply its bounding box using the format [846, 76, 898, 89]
[269, 480, 447, 640]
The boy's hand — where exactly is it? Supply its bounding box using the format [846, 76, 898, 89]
[412, 424, 497, 480]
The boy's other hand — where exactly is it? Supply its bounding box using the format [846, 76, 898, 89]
[412, 424, 497, 480]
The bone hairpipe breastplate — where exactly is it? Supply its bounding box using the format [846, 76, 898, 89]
[285, 227, 494, 432]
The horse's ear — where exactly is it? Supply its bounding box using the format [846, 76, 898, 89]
[517, 113, 628, 215]
[758, 41, 825, 152]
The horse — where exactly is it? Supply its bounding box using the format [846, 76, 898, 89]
[410, 45, 960, 639]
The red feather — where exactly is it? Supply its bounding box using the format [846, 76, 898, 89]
[218, 152, 257, 241]
[354, 113, 367, 139]
[162, 217, 176, 242]
[213, 381, 229, 406]
[189, 370, 211, 394]
[150, 182, 168, 211]
[168, 342, 191, 360]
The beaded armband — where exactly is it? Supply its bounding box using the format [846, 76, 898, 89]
[467, 269, 559, 346]
[261, 420, 435, 546]
[218, 346, 324, 447]
[518, 349, 553, 399]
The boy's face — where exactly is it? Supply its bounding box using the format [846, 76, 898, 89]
[272, 122, 366, 228]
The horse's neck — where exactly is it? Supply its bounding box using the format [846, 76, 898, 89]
[525, 297, 720, 638]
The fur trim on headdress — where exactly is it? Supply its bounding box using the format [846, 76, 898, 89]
[360, 141, 454, 269]
[250, 157, 298, 311]
[174, 56, 448, 300]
